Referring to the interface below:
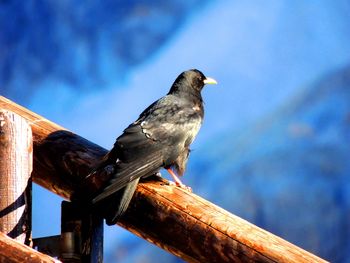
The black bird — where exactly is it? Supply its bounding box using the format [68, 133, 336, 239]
[91, 69, 217, 225]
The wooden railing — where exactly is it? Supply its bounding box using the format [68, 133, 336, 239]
[0, 96, 328, 263]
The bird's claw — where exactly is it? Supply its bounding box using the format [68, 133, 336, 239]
[178, 183, 192, 192]
[167, 181, 192, 192]
[166, 180, 175, 186]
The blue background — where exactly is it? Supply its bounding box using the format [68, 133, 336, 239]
[1, 1, 350, 262]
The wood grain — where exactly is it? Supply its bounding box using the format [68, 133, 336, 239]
[0, 110, 32, 245]
[119, 179, 328, 263]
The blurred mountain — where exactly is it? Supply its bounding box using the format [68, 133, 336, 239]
[189, 65, 350, 262]
[105, 65, 350, 263]
[0, 0, 209, 103]
[3, 1, 350, 262]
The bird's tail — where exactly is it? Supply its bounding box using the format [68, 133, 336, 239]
[72, 149, 140, 225]
[101, 178, 139, 225]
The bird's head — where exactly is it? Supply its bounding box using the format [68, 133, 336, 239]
[169, 69, 217, 95]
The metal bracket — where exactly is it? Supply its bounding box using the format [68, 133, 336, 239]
[33, 201, 103, 263]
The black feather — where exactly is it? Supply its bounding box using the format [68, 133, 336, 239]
[89, 69, 214, 225]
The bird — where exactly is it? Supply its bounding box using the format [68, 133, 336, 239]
[89, 69, 217, 225]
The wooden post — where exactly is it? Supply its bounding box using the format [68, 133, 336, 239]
[0, 96, 329, 263]
[0, 110, 32, 245]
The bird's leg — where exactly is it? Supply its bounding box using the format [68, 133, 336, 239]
[166, 168, 184, 186]
[166, 168, 192, 192]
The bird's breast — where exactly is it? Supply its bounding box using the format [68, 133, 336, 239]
[182, 115, 202, 147]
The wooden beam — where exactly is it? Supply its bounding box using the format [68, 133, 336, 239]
[0, 232, 59, 263]
[0, 96, 328, 263]
[0, 110, 32, 245]
[119, 179, 330, 263]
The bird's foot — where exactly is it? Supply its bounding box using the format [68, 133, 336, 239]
[167, 180, 192, 192]
[166, 168, 192, 192]
[175, 181, 192, 192]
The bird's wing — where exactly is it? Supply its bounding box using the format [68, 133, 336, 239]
[138, 95, 203, 148]
[92, 95, 202, 204]
[92, 124, 165, 204]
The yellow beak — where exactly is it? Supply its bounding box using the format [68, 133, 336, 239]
[203, 77, 217, 85]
